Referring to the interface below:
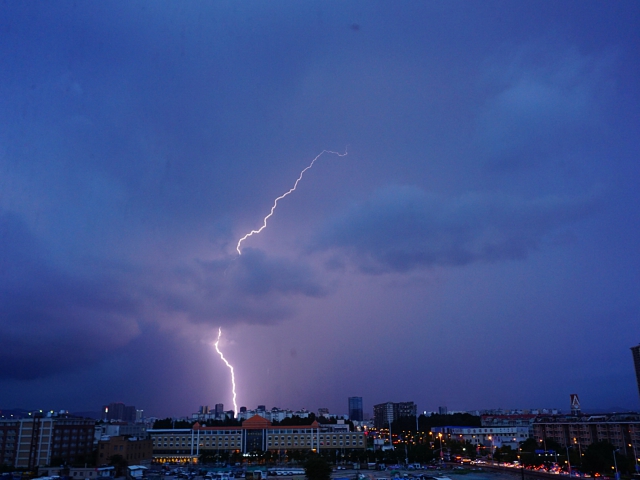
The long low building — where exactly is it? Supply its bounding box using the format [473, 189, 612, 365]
[533, 413, 640, 458]
[431, 425, 530, 450]
[148, 416, 365, 463]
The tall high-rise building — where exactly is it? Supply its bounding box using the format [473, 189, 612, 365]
[373, 401, 416, 429]
[374, 402, 395, 429]
[103, 402, 136, 423]
[631, 343, 640, 402]
[396, 401, 417, 418]
[348, 397, 363, 422]
[214, 404, 224, 417]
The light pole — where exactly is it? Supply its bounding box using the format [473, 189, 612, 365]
[488, 436, 494, 465]
[573, 437, 582, 460]
[569, 437, 583, 470]
[613, 448, 619, 480]
[405, 442, 408, 467]
[630, 442, 639, 473]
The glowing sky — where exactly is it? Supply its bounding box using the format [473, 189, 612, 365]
[1, 1, 639, 417]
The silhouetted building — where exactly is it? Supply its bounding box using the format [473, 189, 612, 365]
[99, 423, 147, 439]
[481, 413, 537, 427]
[373, 401, 416, 429]
[103, 402, 136, 423]
[374, 403, 394, 429]
[439, 406, 448, 415]
[348, 397, 363, 422]
[317, 408, 330, 417]
[97, 435, 153, 466]
[632, 343, 640, 402]
[397, 402, 417, 418]
[214, 404, 224, 417]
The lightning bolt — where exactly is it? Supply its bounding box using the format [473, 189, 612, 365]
[218, 147, 348, 417]
[235, 147, 348, 254]
[214, 327, 238, 416]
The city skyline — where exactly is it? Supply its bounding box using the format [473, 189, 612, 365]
[2, 393, 634, 422]
[1, 2, 639, 417]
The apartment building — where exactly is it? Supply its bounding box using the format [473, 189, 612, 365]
[533, 413, 640, 458]
[373, 401, 417, 429]
[0, 415, 95, 468]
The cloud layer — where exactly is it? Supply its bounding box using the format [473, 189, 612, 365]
[314, 186, 597, 273]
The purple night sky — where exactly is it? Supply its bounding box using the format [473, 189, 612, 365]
[1, 1, 639, 418]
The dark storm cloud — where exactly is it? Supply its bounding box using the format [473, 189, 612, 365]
[0, 213, 141, 380]
[313, 186, 598, 274]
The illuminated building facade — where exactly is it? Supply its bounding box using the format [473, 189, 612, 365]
[431, 425, 530, 450]
[148, 415, 365, 463]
